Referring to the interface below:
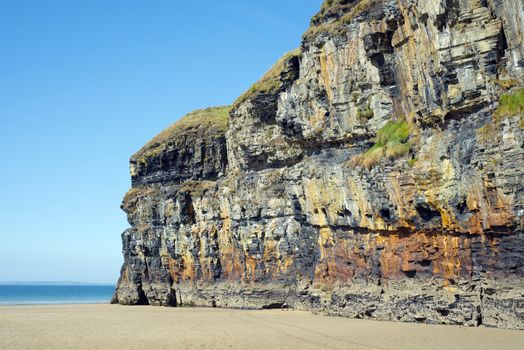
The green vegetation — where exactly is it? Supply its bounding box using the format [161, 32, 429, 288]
[374, 118, 411, 146]
[312, 0, 360, 24]
[316, 0, 353, 17]
[304, 0, 378, 39]
[356, 107, 374, 122]
[407, 158, 418, 168]
[494, 88, 524, 121]
[321, 0, 342, 10]
[133, 106, 231, 161]
[351, 118, 412, 169]
[477, 88, 524, 142]
[233, 49, 301, 108]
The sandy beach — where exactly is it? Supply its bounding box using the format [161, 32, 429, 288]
[0, 305, 522, 349]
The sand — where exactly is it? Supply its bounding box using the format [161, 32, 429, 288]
[0, 305, 522, 350]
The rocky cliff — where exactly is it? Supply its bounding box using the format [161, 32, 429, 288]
[113, 0, 524, 329]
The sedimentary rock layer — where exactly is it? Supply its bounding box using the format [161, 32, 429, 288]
[114, 0, 524, 329]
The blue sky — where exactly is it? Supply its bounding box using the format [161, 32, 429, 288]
[0, 0, 321, 283]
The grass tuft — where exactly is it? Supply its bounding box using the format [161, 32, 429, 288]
[385, 142, 411, 159]
[477, 88, 524, 142]
[407, 158, 418, 168]
[350, 117, 412, 169]
[374, 119, 411, 146]
[356, 108, 374, 122]
[494, 88, 524, 121]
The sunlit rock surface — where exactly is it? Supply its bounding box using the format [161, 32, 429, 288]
[114, 0, 524, 329]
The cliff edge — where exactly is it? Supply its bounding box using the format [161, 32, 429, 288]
[113, 0, 524, 329]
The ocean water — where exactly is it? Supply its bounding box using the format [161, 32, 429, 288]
[0, 284, 115, 305]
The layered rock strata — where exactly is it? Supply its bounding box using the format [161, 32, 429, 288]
[114, 0, 524, 329]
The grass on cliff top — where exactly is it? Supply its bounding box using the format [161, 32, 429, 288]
[350, 118, 412, 169]
[133, 106, 231, 161]
[316, 0, 360, 20]
[122, 186, 159, 211]
[233, 49, 301, 108]
[304, 0, 378, 40]
[317, 0, 354, 18]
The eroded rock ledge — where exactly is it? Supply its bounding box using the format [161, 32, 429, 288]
[114, 0, 524, 329]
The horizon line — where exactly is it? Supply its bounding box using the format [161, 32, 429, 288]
[0, 281, 116, 286]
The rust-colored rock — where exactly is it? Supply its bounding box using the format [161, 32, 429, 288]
[114, 0, 524, 329]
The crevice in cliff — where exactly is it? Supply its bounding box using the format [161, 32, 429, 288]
[363, 31, 397, 87]
[496, 25, 509, 76]
[244, 151, 305, 172]
[166, 286, 178, 307]
[415, 203, 441, 223]
[442, 100, 491, 127]
[477, 287, 485, 327]
[308, 223, 521, 241]
[136, 284, 150, 305]
[402, 270, 417, 278]
[435, 0, 460, 31]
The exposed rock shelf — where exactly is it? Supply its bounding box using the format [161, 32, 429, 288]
[114, 0, 524, 329]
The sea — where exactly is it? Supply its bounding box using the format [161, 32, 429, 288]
[0, 284, 115, 305]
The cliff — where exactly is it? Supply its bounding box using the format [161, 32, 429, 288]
[113, 0, 524, 329]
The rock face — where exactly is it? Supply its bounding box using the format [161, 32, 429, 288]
[114, 0, 524, 329]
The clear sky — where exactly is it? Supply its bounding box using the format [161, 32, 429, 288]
[0, 0, 321, 284]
